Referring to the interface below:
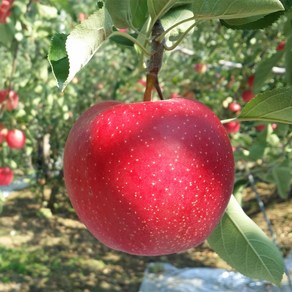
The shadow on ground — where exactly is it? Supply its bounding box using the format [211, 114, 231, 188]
[0, 184, 291, 291]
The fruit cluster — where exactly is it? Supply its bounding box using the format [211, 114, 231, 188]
[0, 89, 26, 186]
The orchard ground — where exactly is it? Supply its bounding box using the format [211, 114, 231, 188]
[0, 184, 291, 291]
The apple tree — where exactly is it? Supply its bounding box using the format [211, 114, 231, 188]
[47, 0, 292, 286]
[0, 0, 99, 205]
[0, 0, 289, 287]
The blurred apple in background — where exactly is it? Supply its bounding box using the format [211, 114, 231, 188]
[6, 129, 26, 149]
[194, 63, 207, 74]
[276, 41, 285, 51]
[224, 121, 240, 134]
[228, 102, 241, 114]
[0, 89, 19, 111]
[0, 167, 14, 186]
[242, 90, 254, 102]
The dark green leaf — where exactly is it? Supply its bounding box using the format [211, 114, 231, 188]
[130, 0, 148, 29]
[147, 0, 178, 22]
[272, 167, 291, 199]
[48, 33, 69, 89]
[105, 0, 133, 28]
[249, 128, 268, 161]
[249, 140, 267, 161]
[110, 33, 137, 47]
[238, 87, 292, 124]
[106, 0, 148, 29]
[220, 11, 283, 30]
[253, 51, 284, 93]
[208, 196, 284, 286]
[285, 34, 292, 86]
[191, 0, 284, 20]
[0, 24, 14, 47]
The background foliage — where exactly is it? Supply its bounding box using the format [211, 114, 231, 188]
[0, 0, 291, 289]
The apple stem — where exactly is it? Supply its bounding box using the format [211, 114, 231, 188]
[143, 20, 165, 102]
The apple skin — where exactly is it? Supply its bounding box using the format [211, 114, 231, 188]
[6, 129, 26, 149]
[0, 167, 14, 186]
[64, 98, 234, 256]
[224, 121, 240, 134]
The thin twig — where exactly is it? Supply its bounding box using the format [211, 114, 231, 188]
[143, 20, 165, 101]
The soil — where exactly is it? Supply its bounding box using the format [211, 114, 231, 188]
[0, 183, 291, 292]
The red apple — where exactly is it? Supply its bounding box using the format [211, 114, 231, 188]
[64, 97, 234, 256]
[228, 102, 241, 113]
[0, 124, 8, 144]
[0, 0, 13, 23]
[224, 121, 240, 134]
[194, 63, 207, 74]
[247, 75, 255, 88]
[242, 90, 254, 102]
[0, 167, 14, 186]
[6, 129, 26, 149]
[255, 124, 266, 132]
[0, 89, 19, 111]
[276, 41, 285, 51]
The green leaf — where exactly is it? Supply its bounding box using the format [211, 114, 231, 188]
[0, 24, 14, 47]
[161, 5, 194, 43]
[106, 0, 148, 29]
[253, 51, 284, 93]
[286, 34, 292, 86]
[49, 8, 113, 90]
[105, 0, 133, 28]
[130, 0, 148, 29]
[208, 196, 284, 286]
[191, 0, 284, 20]
[238, 87, 292, 124]
[249, 129, 268, 161]
[147, 0, 178, 22]
[110, 33, 136, 47]
[48, 33, 69, 89]
[220, 11, 283, 30]
[272, 166, 291, 199]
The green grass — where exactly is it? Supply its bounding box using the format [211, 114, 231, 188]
[0, 245, 87, 281]
[0, 246, 51, 278]
[0, 245, 107, 284]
